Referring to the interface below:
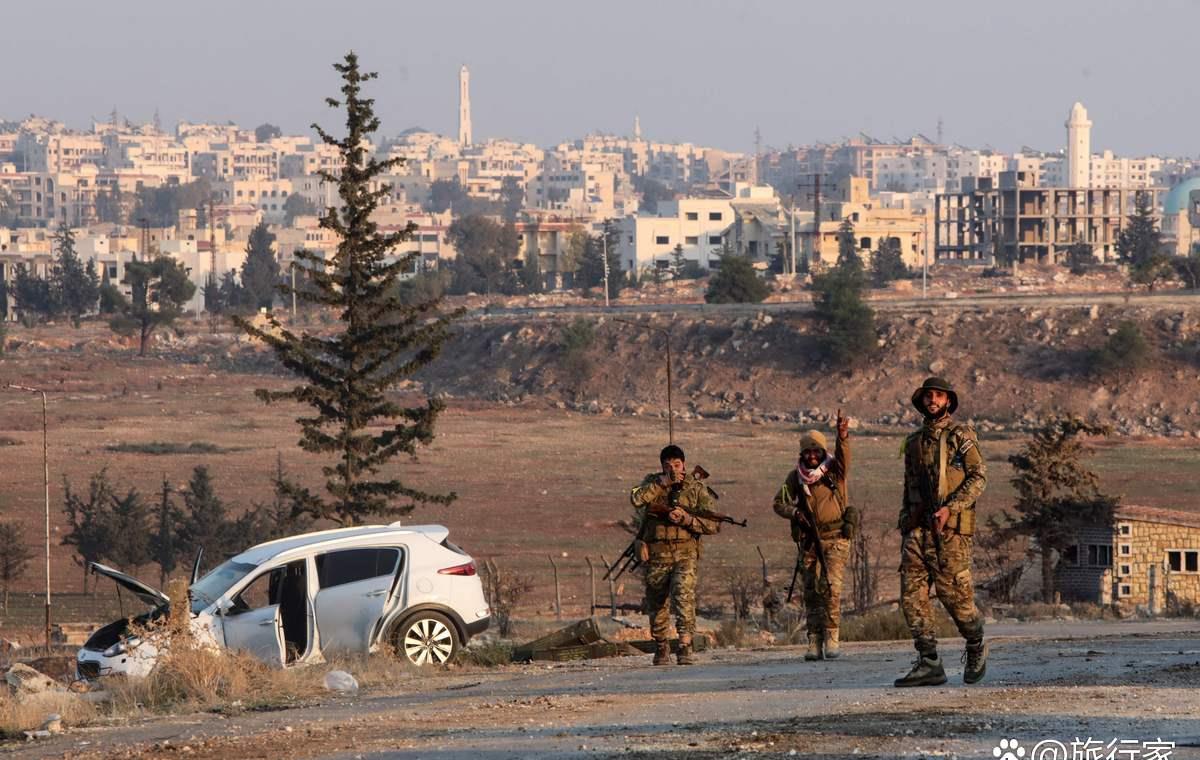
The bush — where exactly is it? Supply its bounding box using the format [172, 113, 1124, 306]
[1088, 321, 1151, 377]
[105, 441, 228, 455]
[558, 318, 595, 392]
[811, 265, 876, 366]
[704, 254, 769, 304]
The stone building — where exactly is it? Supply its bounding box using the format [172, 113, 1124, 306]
[1055, 505, 1200, 612]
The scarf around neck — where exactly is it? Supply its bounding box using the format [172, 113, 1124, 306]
[796, 454, 835, 485]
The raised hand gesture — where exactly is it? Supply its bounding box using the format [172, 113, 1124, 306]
[836, 408, 849, 440]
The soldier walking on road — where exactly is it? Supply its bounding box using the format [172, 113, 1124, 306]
[773, 410, 857, 661]
[894, 377, 989, 687]
[630, 445, 722, 666]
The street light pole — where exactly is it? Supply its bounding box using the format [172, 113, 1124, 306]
[7, 384, 50, 652]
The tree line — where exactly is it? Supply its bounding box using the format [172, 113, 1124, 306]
[61, 459, 312, 592]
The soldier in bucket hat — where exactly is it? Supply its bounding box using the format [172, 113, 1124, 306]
[894, 377, 988, 687]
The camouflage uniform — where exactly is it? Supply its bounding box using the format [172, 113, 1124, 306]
[630, 474, 721, 644]
[899, 414, 987, 655]
[773, 434, 852, 637]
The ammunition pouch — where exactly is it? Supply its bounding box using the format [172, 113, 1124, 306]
[650, 522, 694, 542]
[953, 507, 976, 536]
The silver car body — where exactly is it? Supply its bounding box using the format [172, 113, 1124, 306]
[77, 523, 489, 679]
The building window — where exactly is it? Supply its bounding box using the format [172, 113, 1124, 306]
[1119, 524, 1131, 536]
[1062, 545, 1079, 565]
[1119, 564, 1131, 576]
[1119, 584, 1132, 597]
[709, 236, 722, 245]
[655, 236, 670, 245]
[686, 212, 698, 221]
[860, 237, 871, 249]
[1086, 544, 1112, 567]
[1119, 544, 1131, 556]
[1168, 550, 1199, 573]
[685, 236, 698, 245]
[708, 212, 722, 221]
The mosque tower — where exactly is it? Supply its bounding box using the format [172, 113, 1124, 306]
[1066, 101, 1091, 188]
[458, 65, 472, 147]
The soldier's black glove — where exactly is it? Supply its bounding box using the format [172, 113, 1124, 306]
[841, 506, 859, 540]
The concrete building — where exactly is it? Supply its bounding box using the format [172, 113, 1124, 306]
[935, 171, 1160, 264]
[616, 196, 734, 274]
[1055, 505, 1200, 613]
[798, 177, 928, 270]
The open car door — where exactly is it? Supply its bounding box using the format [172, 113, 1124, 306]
[218, 567, 285, 667]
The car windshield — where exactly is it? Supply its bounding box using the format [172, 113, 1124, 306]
[189, 559, 258, 615]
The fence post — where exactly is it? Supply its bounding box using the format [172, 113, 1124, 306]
[585, 556, 596, 616]
[600, 553, 616, 618]
[548, 555, 561, 621]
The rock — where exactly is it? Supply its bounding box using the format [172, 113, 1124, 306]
[40, 714, 62, 734]
[5, 664, 61, 699]
[928, 359, 946, 374]
[323, 670, 359, 693]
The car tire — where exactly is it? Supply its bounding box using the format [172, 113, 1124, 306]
[392, 611, 460, 666]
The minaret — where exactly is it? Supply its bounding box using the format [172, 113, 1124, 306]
[634, 115, 642, 141]
[458, 65, 472, 147]
[1066, 101, 1091, 188]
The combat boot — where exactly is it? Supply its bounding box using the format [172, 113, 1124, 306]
[652, 642, 672, 666]
[893, 652, 947, 687]
[676, 639, 696, 666]
[962, 640, 988, 684]
[823, 629, 841, 659]
[804, 634, 823, 661]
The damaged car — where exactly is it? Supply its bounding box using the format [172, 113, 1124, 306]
[77, 523, 490, 679]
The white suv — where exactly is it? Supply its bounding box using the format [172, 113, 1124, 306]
[77, 523, 490, 679]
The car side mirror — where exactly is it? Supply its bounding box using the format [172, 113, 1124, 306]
[216, 598, 233, 615]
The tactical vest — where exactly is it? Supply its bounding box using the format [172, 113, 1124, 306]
[906, 424, 976, 536]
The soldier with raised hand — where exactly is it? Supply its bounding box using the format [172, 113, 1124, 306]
[894, 377, 988, 687]
[630, 444, 722, 666]
[772, 410, 857, 661]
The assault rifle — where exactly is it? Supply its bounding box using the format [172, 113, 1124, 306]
[786, 492, 829, 603]
[603, 465, 746, 582]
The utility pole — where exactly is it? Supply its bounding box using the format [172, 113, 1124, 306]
[601, 225, 610, 308]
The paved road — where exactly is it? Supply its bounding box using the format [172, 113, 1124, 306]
[26, 620, 1200, 760]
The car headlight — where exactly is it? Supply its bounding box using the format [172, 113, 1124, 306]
[102, 636, 141, 658]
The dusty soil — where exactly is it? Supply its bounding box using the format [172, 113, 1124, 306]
[7, 621, 1200, 759]
[0, 315, 1199, 638]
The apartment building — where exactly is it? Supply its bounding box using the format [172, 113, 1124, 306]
[616, 196, 733, 273]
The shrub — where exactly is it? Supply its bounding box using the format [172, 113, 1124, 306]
[558, 318, 596, 392]
[105, 441, 227, 455]
[1088, 321, 1151, 377]
[704, 254, 769, 304]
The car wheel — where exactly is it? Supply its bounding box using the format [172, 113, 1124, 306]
[393, 612, 460, 666]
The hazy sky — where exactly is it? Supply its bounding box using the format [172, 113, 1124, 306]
[5, 0, 1197, 156]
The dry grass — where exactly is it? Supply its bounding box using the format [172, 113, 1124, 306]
[0, 689, 97, 740]
[839, 607, 958, 642]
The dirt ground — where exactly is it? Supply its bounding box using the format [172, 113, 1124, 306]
[5, 620, 1199, 759]
[0, 325, 1198, 639]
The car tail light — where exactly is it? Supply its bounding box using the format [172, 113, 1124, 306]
[438, 562, 477, 576]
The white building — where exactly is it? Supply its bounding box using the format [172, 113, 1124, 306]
[616, 196, 733, 273]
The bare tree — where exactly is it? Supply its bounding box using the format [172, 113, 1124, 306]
[480, 560, 533, 638]
[0, 522, 34, 612]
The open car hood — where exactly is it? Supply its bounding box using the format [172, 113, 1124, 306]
[89, 562, 170, 608]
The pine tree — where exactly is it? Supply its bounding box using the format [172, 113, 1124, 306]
[1005, 417, 1117, 602]
[50, 223, 100, 322]
[178, 466, 236, 560]
[578, 223, 622, 299]
[61, 470, 116, 593]
[12, 264, 52, 324]
[670, 244, 686, 279]
[704, 252, 769, 303]
[105, 487, 152, 569]
[234, 52, 459, 525]
[812, 221, 876, 366]
[241, 222, 280, 310]
[0, 522, 34, 612]
[150, 477, 182, 588]
[98, 266, 127, 315]
[110, 255, 196, 356]
[1116, 192, 1170, 291]
[870, 237, 909, 287]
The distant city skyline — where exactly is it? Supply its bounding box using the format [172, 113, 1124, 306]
[6, 0, 1198, 156]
